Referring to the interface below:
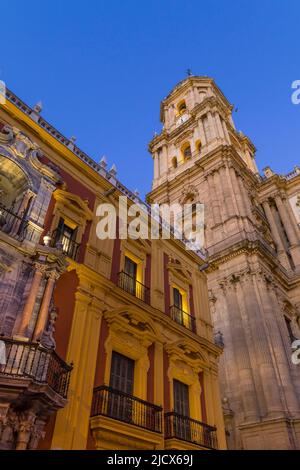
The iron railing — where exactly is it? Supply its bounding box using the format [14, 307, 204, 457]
[0, 203, 28, 241]
[117, 271, 150, 304]
[51, 228, 81, 261]
[0, 337, 72, 398]
[170, 305, 196, 332]
[165, 412, 218, 449]
[91, 385, 162, 433]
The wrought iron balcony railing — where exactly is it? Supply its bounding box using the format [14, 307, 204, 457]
[0, 337, 72, 398]
[0, 203, 28, 241]
[117, 271, 150, 304]
[91, 385, 162, 433]
[170, 305, 196, 332]
[165, 412, 218, 449]
[51, 228, 81, 261]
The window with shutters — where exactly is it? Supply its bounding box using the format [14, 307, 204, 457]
[173, 379, 190, 416]
[173, 379, 191, 440]
[110, 351, 135, 393]
[108, 351, 135, 423]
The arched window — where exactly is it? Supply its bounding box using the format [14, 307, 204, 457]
[171, 157, 178, 169]
[181, 143, 192, 161]
[177, 100, 187, 115]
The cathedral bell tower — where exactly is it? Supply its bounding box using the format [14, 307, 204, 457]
[147, 76, 300, 450]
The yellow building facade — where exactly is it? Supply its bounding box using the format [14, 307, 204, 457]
[0, 86, 226, 450]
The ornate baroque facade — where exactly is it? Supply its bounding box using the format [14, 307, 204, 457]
[0, 87, 226, 449]
[147, 76, 300, 449]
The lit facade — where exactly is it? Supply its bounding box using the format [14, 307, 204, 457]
[147, 76, 300, 449]
[0, 88, 227, 450]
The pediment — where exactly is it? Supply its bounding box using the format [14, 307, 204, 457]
[53, 189, 93, 220]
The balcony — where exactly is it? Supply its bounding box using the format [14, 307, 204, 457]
[117, 271, 150, 304]
[0, 337, 72, 398]
[165, 412, 218, 449]
[50, 228, 81, 261]
[0, 203, 28, 241]
[91, 385, 162, 433]
[170, 305, 196, 332]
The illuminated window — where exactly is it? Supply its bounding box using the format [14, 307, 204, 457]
[124, 256, 137, 295]
[173, 287, 183, 310]
[177, 100, 187, 115]
[181, 143, 192, 161]
[54, 217, 78, 259]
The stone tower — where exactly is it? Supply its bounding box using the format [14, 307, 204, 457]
[147, 76, 300, 449]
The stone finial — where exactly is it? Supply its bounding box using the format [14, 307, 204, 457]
[100, 155, 107, 169]
[134, 189, 140, 197]
[109, 164, 117, 177]
[33, 101, 43, 114]
[70, 136, 77, 144]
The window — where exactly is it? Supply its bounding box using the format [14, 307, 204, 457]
[181, 143, 192, 161]
[124, 256, 138, 295]
[173, 287, 183, 310]
[54, 217, 78, 258]
[177, 101, 187, 115]
[173, 379, 191, 440]
[183, 146, 192, 160]
[173, 379, 190, 416]
[110, 351, 135, 393]
[108, 352, 135, 423]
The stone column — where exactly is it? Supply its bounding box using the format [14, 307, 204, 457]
[33, 270, 59, 342]
[51, 293, 103, 450]
[225, 163, 239, 216]
[222, 120, 230, 143]
[206, 172, 222, 226]
[262, 200, 290, 269]
[267, 285, 300, 415]
[207, 112, 217, 140]
[16, 264, 46, 339]
[236, 174, 251, 217]
[154, 341, 164, 406]
[160, 145, 168, 176]
[215, 113, 225, 140]
[210, 370, 227, 449]
[275, 193, 300, 266]
[214, 170, 226, 222]
[222, 280, 259, 422]
[16, 412, 36, 450]
[198, 118, 207, 146]
[275, 194, 298, 246]
[229, 168, 245, 216]
[153, 153, 160, 180]
[240, 273, 284, 418]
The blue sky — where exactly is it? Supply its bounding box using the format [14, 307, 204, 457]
[1, 0, 299, 197]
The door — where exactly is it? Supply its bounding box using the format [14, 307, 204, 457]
[108, 351, 135, 423]
[173, 379, 191, 440]
[124, 256, 137, 296]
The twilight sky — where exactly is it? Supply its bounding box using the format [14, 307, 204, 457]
[1, 0, 300, 197]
